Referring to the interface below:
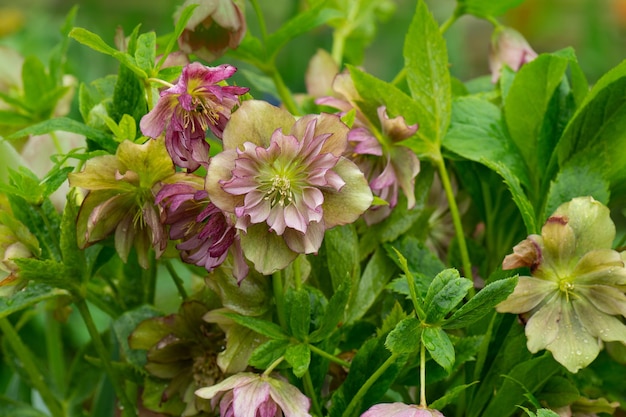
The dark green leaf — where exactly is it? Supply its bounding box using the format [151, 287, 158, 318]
[21, 56, 54, 112]
[537, 376, 580, 408]
[424, 269, 472, 324]
[13, 258, 76, 290]
[109, 61, 147, 126]
[7, 195, 61, 260]
[286, 287, 311, 340]
[430, 381, 479, 410]
[42, 166, 74, 198]
[285, 343, 311, 378]
[385, 316, 421, 354]
[310, 279, 350, 343]
[0, 283, 67, 319]
[249, 339, 290, 369]
[0, 397, 49, 417]
[422, 327, 455, 373]
[59, 196, 86, 281]
[324, 223, 359, 290]
[221, 312, 289, 340]
[444, 276, 518, 329]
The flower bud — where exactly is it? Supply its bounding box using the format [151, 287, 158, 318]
[489, 26, 537, 83]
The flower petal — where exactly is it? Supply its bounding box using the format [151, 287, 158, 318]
[496, 276, 557, 314]
[266, 376, 312, 417]
[573, 294, 626, 343]
[195, 372, 258, 400]
[240, 223, 298, 274]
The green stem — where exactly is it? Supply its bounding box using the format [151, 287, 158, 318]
[0, 317, 65, 417]
[272, 270, 288, 329]
[391, 67, 406, 87]
[439, 7, 461, 34]
[250, 0, 268, 43]
[74, 299, 137, 416]
[293, 255, 302, 291]
[263, 356, 285, 375]
[308, 344, 351, 369]
[49, 131, 64, 156]
[303, 370, 323, 417]
[435, 158, 474, 294]
[45, 310, 65, 395]
[143, 255, 157, 304]
[331, 29, 347, 66]
[165, 260, 188, 300]
[420, 342, 426, 407]
[341, 353, 399, 417]
[270, 68, 300, 115]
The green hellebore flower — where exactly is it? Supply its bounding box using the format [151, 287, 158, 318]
[68, 138, 183, 268]
[497, 197, 626, 373]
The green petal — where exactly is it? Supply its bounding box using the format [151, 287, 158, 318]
[541, 217, 576, 272]
[222, 100, 295, 150]
[573, 249, 626, 286]
[68, 155, 131, 191]
[577, 284, 626, 318]
[525, 292, 561, 354]
[496, 276, 557, 314]
[240, 223, 297, 275]
[116, 138, 175, 186]
[322, 157, 373, 228]
[205, 150, 242, 213]
[289, 113, 348, 156]
[573, 296, 626, 343]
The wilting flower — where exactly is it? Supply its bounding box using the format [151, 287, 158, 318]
[205, 100, 372, 274]
[68, 138, 180, 268]
[496, 197, 626, 373]
[489, 26, 537, 83]
[157, 177, 249, 282]
[360, 403, 445, 417]
[140, 62, 249, 171]
[317, 72, 420, 224]
[195, 372, 312, 417]
[176, 0, 246, 63]
[129, 299, 226, 416]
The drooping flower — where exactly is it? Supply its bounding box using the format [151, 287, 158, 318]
[129, 299, 226, 416]
[157, 177, 249, 282]
[140, 62, 249, 171]
[360, 403, 445, 417]
[317, 72, 420, 225]
[496, 197, 626, 373]
[175, 0, 246, 63]
[205, 100, 373, 274]
[489, 26, 538, 83]
[195, 372, 312, 417]
[68, 138, 181, 268]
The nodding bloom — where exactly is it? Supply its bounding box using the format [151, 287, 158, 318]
[205, 100, 373, 274]
[489, 26, 537, 83]
[360, 403, 445, 417]
[157, 178, 248, 282]
[195, 372, 312, 417]
[68, 138, 181, 268]
[317, 72, 420, 225]
[140, 62, 249, 171]
[175, 0, 246, 63]
[497, 197, 626, 373]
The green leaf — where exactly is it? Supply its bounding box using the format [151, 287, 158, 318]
[59, 196, 86, 281]
[443, 276, 518, 329]
[0, 283, 67, 319]
[113, 305, 162, 368]
[249, 339, 290, 369]
[430, 381, 479, 410]
[135, 32, 156, 74]
[221, 312, 289, 340]
[324, 223, 359, 290]
[0, 110, 33, 127]
[7, 195, 61, 260]
[424, 269, 472, 324]
[0, 397, 49, 417]
[385, 316, 421, 354]
[491, 160, 538, 234]
[21, 56, 54, 112]
[403, 0, 451, 161]
[7, 117, 117, 154]
[537, 376, 580, 408]
[286, 288, 311, 340]
[109, 61, 147, 126]
[13, 258, 76, 290]
[457, 0, 524, 18]
[285, 343, 311, 378]
[422, 327, 455, 373]
[504, 53, 569, 186]
[310, 279, 351, 343]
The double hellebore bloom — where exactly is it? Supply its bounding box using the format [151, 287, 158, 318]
[496, 197, 626, 373]
[317, 72, 420, 225]
[175, 0, 246, 63]
[157, 176, 249, 282]
[361, 403, 445, 417]
[68, 138, 180, 268]
[140, 62, 249, 171]
[489, 26, 538, 83]
[195, 372, 312, 417]
[205, 100, 373, 274]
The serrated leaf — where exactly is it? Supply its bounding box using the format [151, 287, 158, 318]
[422, 327, 454, 373]
[385, 316, 421, 354]
[135, 32, 156, 74]
[59, 196, 86, 281]
[403, 0, 451, 161]
[13, 258, 75, 290]
[21, 56, 54, 112]
[249, 339, 290, 370]
[286, 287, 310, 340]
[285, 343, 311, 378]
[424, 269, 472, 324]
[324, 223, 359, 290]
[443, 276, 518, 329]
[310, 279, 350, 343]
[0, 283, 67, 319]
[221, 312, 289, 340]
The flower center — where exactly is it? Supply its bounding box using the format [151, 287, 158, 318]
[263, 174, 294, 207]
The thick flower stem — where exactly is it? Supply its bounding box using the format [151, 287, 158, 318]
[0, 317, 65, 417]
[272, 270, 288, 329]
[435, 158, 474, 294]
[74, 299, 137, 417]
[341, 353, 399, 417]
[308, 343, 351, 369]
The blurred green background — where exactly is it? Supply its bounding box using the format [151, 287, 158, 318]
[0, 0, 625, 97]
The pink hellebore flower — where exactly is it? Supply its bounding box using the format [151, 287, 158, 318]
[489, 26, 538, 83]
[157, 179, 248, 282]
[361, 403, 445, 417]
[140, 62, 249, 171]
[195, 372, 312, 417]
[205, 100, 373, 274]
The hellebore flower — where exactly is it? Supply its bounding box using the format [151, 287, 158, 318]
[496, 197, 626, 373]
[195, 372, 312, 417]
[140, 62, 249, 171]
[176, 0, 246, 63]
[129, 300, 225, 416]
[157, 177, 249, 282]
[68, 138, 181, 269]
[205, 100, 373, 274]
[360, 403, 445, 417]
[317, 73, 420, 225]
[489, 26, 537, 83]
